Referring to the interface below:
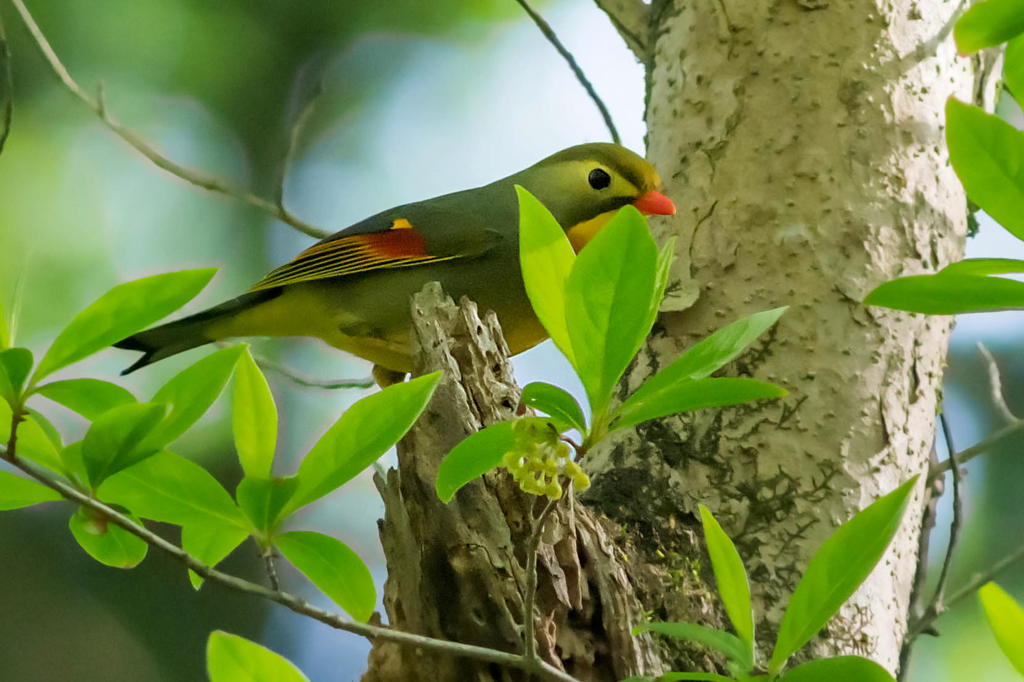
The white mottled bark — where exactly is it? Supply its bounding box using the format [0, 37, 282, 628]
[587, 0, 974, 673]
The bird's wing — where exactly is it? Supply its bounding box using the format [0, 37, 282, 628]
[249, 216, 499, 292]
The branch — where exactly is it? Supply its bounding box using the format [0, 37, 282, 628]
[930, 419, 1024, 477]
[0, 444, 579, 682]
[933, 414, 963, 607]
[929, 348, 1024, 477]
[514, 0, 621, 144]
[978, 343, 1018, 423]
[907, 413, 966, 643]
[256, 354, 374, 390]
[593, 0, 649, 60]
[8, 0, 329, 240]
[908, 541, 1024, 639]
[263, 550, 281, 592]
[276, 77, 324, 212]
[908, 409, 1024, 640]
[899, 441, 943, 679]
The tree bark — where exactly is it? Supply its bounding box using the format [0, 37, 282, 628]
[587, 0, 974, 674]
[363, 284, 663, 681]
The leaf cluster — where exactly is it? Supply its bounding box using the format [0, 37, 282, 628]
[630, 478, 919, 682]
[0, 270, 440, 624]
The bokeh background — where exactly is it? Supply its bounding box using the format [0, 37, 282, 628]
[0, 1, 1021, 680]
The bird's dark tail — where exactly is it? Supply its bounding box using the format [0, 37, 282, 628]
[114, 289, 281, 375]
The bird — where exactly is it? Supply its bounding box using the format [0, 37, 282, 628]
[116, 143, 676, 385]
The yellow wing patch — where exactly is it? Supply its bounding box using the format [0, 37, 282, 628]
[249, 225, 457, 292]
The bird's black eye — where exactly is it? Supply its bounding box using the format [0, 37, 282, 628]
[588, 168, 611, 190]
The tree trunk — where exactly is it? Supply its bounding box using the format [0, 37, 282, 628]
[363, 284, 663, 681]
[590, 0, 974, 673]
[365, 0, 976, 678]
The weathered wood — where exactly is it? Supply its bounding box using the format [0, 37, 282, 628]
[363, 283, 659, 681]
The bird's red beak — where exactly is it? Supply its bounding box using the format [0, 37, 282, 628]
[633, 190, 676, 216]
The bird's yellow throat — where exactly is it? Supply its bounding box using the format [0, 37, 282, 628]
[566, 210, 617, 252]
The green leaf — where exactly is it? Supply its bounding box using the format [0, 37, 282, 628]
[624, 308, 786, 411]
[207, 631, 309, 682]
[0, 347, 32, 404]
[286, 371, 441, 513]
[565, 206, 658, 413]
[646, 238, 676, 335]
[59, 442, 89, 487]
[98, 450, 246, 529]
[435, 418, 533, 502]
[148, 344, 245, 446]
[699, 505, 755, 652]
[520, 382, 586, 432]
[0, 470, 62, 510]
[778, 656, 895, 682]
[633, 621, 751, 670]
[978, 582, 1024, 675]
[517, 186, 576, 364]
[233, 348, 278, 478]
[33, 268, 216, 382]
[1007, 35, 1024, 102]
[236, 476, 299, 536]
[275, 530, 376, 622]
[35, 379, 136, 420]
[183, 522, 249, 590]
[769, 477, 919, 673]
[7, 409, 65, 473]
[26, 408, 62, 451]
[863, 273, 1024, 314]
[941, 258, 1024, 276]
[613, 377, 787, 431]
[954, 0, 1024, 53]
[946, 99, 1024, 240]
[68, 506, 148, 568]
[81, 402, 168, 487]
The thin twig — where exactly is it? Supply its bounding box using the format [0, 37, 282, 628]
[926, 415, 964, 620]
[277, 77, 325, 210]
[513, 0, 621, 144]
[908, 417, 1021, 641]
[523, 497, 560, 662]
[0, 10, 13, 155]
[978, 343, 1017, 423]
[930, 419, 1024, 477]
[263, 550, 281, 592]
[256, 354, 374, 390]
[8, 0, 328, 240]
[909, 542, 1024, 639]
[0, 443, 579, 682]
[898, 441, 943, 679]
[944, 544, 1024, 610]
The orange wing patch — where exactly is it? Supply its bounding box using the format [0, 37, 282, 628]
[249, 224, 457, 292]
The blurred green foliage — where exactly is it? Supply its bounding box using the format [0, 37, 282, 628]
[0, 1, 514, 679]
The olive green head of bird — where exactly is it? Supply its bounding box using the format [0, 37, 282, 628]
[510, 142, 675, 251]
